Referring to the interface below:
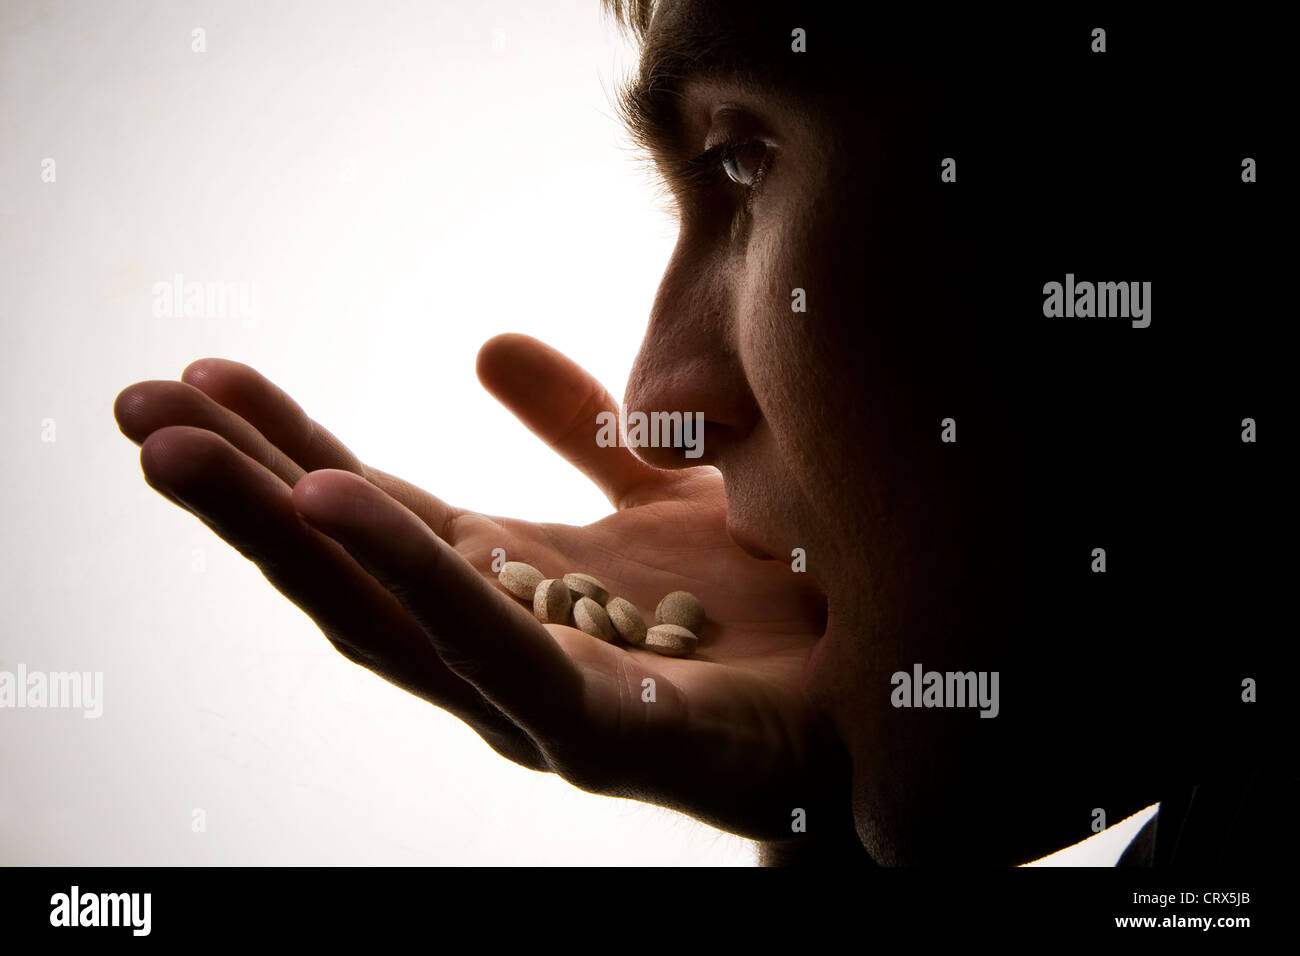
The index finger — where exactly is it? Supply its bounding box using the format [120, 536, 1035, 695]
[475, 334, 666, 510]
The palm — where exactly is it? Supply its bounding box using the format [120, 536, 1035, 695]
[461, 477, 821, 672]
[115, 334, 841, 842]
[426, 466, 833, 838]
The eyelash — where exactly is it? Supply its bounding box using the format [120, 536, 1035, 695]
[678, 140, 772, 210]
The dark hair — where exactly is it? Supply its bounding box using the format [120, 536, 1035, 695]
[601, 0, 656, 39]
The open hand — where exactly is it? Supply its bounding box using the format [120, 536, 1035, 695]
[114, 334, 848, 842]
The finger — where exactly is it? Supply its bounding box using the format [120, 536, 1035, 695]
[115, 380, 306, 486]
[362, 466, 461, 542]
[475, 333, 665, 509]
[292, 468, 586, 739]
[139, 425, 545, 768]
[180, 358, 366, 474]
[179, 358, 461, 539]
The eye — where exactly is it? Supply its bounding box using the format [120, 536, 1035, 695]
[720, 141, 769, 188]
[671, 135, 775, 221]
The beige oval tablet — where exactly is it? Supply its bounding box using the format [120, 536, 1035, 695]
[563, 572, 610, 606]
[533, 578, 572, 625]
[573, 596, 616, 642]
[644, 624, 698, 657]
[499, 561, 544, 601]
[655, 590, 705, 633]
[605, 597, 647, 645]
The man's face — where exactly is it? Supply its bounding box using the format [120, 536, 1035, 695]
[619, 0, 937, 860]
[619, 0, 1145, 864]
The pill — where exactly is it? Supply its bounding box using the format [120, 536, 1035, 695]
[563, 572, 610, 606]
[499, 561, 544, 601]
[533, 578, 572, 625]
[605, 597, 647, 645]
[572, 596, 616, 642]
[644, 624, 698, 657]
[655, 590, 705, 633]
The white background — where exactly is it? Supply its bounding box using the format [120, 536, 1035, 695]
[0, 0, 1151, 865]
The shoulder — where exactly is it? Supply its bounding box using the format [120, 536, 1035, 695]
[1117, 769, 1295, 867]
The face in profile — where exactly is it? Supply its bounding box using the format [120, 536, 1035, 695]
[617, 0, 1169, 863]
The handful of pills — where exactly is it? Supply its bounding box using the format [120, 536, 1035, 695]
[497, 561, 704, 658]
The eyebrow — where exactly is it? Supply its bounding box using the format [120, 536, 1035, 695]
[617, 40, 721, 158]
[615, 20, 782, 160]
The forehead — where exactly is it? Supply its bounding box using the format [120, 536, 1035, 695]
[630, 0, 932, 129]
[638, 1, 981, 91]
[640, 0, 814, 86]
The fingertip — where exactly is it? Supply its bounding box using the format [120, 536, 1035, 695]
[139, 425, 221, 492]
[291, 468, 366, 522]
[475, 333, 550, 389]
[477, 332, 539, 359]
[180, 356, 222, 386]
[113, 383, 147, 437]
[181, 356, 257, 396]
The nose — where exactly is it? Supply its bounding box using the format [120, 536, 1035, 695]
[623, 232, 760, 470]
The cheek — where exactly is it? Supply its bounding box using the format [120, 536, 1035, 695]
[736, 210, 821, 421]
[733, 192, 873, 557]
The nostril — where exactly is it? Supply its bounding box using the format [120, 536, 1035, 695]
[622, 353, 758, 470]
[624, 252, 763, 468]
[598, 406, 708, 465]
[620, 417, 731, 469]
